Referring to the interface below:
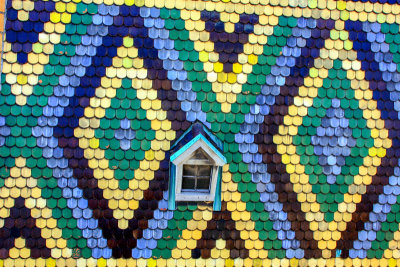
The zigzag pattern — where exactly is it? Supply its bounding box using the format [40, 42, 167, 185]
[1, 0, 400, 265]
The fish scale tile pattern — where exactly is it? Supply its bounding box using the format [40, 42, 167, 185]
[0, 0, 5, 75]
[1, 0, 400, 266]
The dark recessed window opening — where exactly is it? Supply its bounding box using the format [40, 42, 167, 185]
[182, 164, 212, 192]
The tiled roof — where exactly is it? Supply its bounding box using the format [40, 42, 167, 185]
[1, 0, 400, 266]
[0, 0, 5, 76]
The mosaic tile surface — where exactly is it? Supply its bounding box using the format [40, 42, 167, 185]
[1, 0, 400, 266]
[0, 0, 6, 75]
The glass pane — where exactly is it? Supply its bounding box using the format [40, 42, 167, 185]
[183, 165, 196, 177]
[198, 165, 211, 176]
[182, 164, 212, 192]
[182, 177, 195, 190]
[197, 178, 210, 190]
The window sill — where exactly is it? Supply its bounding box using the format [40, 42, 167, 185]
[175, 193, 214, 202]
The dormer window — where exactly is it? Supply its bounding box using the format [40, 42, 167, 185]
[168, 122, 226, 210]
[182, 150, 213, 192]
[176, 148, 218, 201]
[182, 164, 212, 192]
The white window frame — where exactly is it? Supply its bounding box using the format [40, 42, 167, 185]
[171, 138, 225, 202]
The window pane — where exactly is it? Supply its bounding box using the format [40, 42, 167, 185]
[183, 165, 196, 177]
[197, 178, 210, 190]
[197, 165, 211, 176]
[182, 164, 212, 192]
[182, 177, 195, 190]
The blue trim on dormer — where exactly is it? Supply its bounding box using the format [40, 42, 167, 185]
[168, 163, 176, 210]
[170, 134, 226, 164]
[170, 121, 224, 156]
[212, 166, 223, 211]
[202, 126, 223, 150]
